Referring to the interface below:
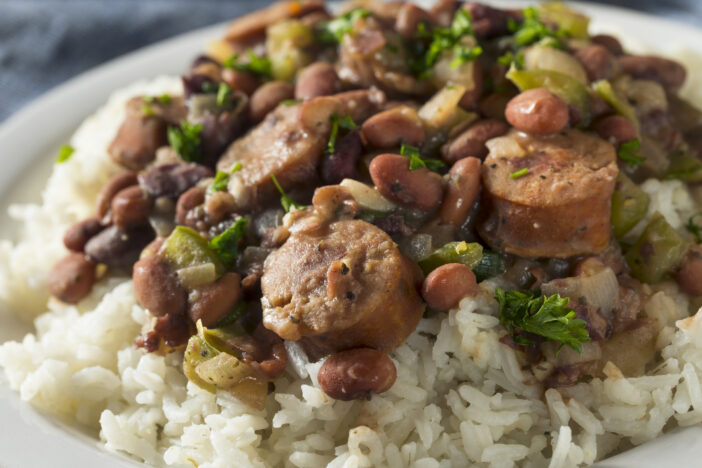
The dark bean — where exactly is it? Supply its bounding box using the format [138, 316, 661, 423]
[575, 44, 616, 82]
[300, 10, 332, 27]
[321, 130, 363, 184]
[138, 163, 213, 199]
[295, 62, 340, 101]
[318, 348, 397, 400]
[361, 105, 425, 148]
[111, 186, 153, 229]
[618, 55, 687, 90]
[369, 153, 444, 211]
[108, 97, 168, 170]
[221, 68, 261, 96]
[442, 119, 508, 163]
[188, 272, 242, 327]
[395, 3, 433, 39]
[63, 218, 105, 252]
[505, 88, 569, 135]
[421, 263, 478, 311]
[463, 2, 513, 38]
[429, 0, 458, 27]
[85, 225, 155, 270]
[677, 245, 702, 296]
[589, 94, 613, 120]
[176, 186, 206, 226]
[439, 157, 481, 227]
[593, 115, 637, 147]
[96, 171, 138, 221]
[478, 93, 512, 121]
[47, 253, 96, 304]
[591, 34, 624, 56]
[249, 81, 295, 123]
[133, 255, 187, 317]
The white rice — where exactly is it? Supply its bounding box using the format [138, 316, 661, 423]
[2, 52, 702, 468]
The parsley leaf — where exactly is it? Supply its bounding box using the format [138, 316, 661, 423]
[400, 144, 445, 173]
[326, 114, 358, 154]
[617, 138, 645, 168]
[281, 99, 302, 106]
[317, 9, 371, 44]
[509, 168, 529, 179]
[496, 288, 590, 353]
[168, 121, 203, 163]
[141, 104, 156, 117]
[498, 50, 525, 69]
[508, 7, 566, 48]
[208, 218, 248, 268]
[157, 93, 172, 105]
[223, 50, 272, 79]
[210, 162, 242, 193]
[686, 213, 702, 243]
[216, 82, 232, 107]
[271, 174, 307, 213]
[55, 145, 75, 163]
[420, 9, 481, 74]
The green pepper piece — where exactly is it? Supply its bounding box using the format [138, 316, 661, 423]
[183, 334, 219, 393]
[611, 173, 650, 239]
[538, 2, 590, 39]
[162, 226, 225, 275]
[507, 68, 590, 126]
[473, 250, 506, 282]
[625, 212, 687, 283]
[592, 80, 639, 131]
[664, 150, 702, 182]
[418, 241, 483, 275]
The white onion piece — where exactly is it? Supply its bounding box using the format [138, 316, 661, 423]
[340, 178, 396, 212]
[284, 341, 310, 379]
[418, 84, 476, 133]
[542, 267, 619, 318]
[176, 263, 217, 289]
[523, 45, 588, 84]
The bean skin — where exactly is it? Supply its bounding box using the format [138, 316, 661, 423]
[441, 119, 508, 163]
[361, 105, 425, 148]
[63, 217, 105, 252]
[47, 253, 96, 304]
[369, 153, 443, 211]
[593, 115, 637, 147]
[96, 171, 138, 221]
[295, 62, 340, 100]
[84, 224, 155, 270]
[205, 191, 237, 223]
[439, 157, 481, 227]
[505, 88, 569, 135]
[575, 44, 616, 82]
[221, 68, 260, 96]
[592, 34, 623, 56]
[176, 186, 206, 227]
[249, 81, 295, 123]
[321, 130, 363, 184]
[133, 254, 187, 317]
[677, 245, 702, 296]
[618, 55, 687, 91]
[318, 348, 397, 401]
[395, 3, 433, 39]
[188, 272, 242, 327]
[421, 263, 478, 311]
[111, 186, 153, 229]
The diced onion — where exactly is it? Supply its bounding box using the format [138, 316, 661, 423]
[340, 178, 396, 212]
[524, 46, 588, 84]
[176, 262, 217, 289]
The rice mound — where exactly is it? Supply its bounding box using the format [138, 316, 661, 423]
[2, 62, 702, 467]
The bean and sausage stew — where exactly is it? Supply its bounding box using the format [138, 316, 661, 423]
[47, 1, 702, 407]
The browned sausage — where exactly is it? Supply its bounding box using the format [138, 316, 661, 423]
[224, 0, 326, 42]
[478, 129, 618, 258]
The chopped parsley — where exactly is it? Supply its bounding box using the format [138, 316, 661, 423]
[208, 218, 248, 268]
[496, 288, 590, 353]
[400, 144, 445, 173]
[326, 114, 358, 154]
[317, 9, 371, 44]
[415, 9, 481, 76]
[144, 94, 172, 105]
[214, 301, 248, 328]
[216, 82, 232, 107]
[498, 50, 525, 69]
[686, 213, 702, 243]
[223, 50, 273, 79]
[509, 168, 529, 179]
[167, 121, 203, 163]
[617, 138, 645, 168]
[55, 144, 75, 163]
[210, 162, 242, 193]
[508, 7, 567, 48]
[271, 174, 307, 213]
[141, 104, 156, 117]
[281, 99, 302, 106]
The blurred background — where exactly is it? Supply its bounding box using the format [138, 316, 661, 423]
[1, 0, 700, 123]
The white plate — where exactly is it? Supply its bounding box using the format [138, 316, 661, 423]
[2, 2, 702, 467]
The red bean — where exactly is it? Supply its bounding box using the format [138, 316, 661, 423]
[677, 245, 702, 296]
[96, 171, 138, 221]
[618, 55, 687, 91]
[221, 68, 260, 96]
[133, 254, 187, 317]
[188, 272, 243, 327]
[295, 62, 340, 100]
[575, 44, 616, 82]
[505, 88, 569, 135]
[593, 115, 637, 147]
[318, 348, 397, 400]
[176, 186, 206, 227]
[441, 119, 508, 163]
[111, 186, 153, 229]
[592, 34, 624, 56]
[395, 3, 433, 39]
[369, 153, 443, 211]
[63, 218, 105, 252]
[47, 253, 96, 304]
[439, 157, 482, 227]
[249, 81, 295, 122]
[421, 263, 478, 311]
[361, 105, 425, 148]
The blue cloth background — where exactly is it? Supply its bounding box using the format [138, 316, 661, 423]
[1, 0, 701, 124]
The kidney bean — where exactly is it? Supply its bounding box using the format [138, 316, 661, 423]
[618, 55, 687, 90]
[442, 119, 508, 163]
[589, 94, 613, 120]
[395, 3, 433, 39]
[249, 81, 295, 123]
[96, 171, 138, 221]
[63, 217, 105, 252]
[111, 186, 153, 229]
[505, 88, 569, 135]
[133, 254, 187, 317]
[429, 0, 458, 27]
[593, 115, 637, 147]
[108, 98, 169, 170]
[459, 60, 484, 110]
[369, 153, 443, 211]
[318, 348, 397, 401]
[677, 245, 702, 296]
[221, 68, 260, 96]
[361, 105, 425, 148]
[478, 93, 512, 121]
[421, 263, 478, 311]
[176, 186, 206, 226]
[591, 34, 624, 56]
[295, 62, 340, 101]
[138, 163, 213, 199]
[300, 10, 332, 27]
[188, 272, 242, 327]
[575, 44, 616, 82]
[463, 2, 513, 38]
[321, 130, 363, 184]
[206, 191, 237, 223]
[47, 253, 96, 304]
[439, 157, 481, 227]
[85, 224, 155, 270]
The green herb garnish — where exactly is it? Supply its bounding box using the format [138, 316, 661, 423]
[55, 145, 75, 163]
[216, 82, 232, 107]
[168, 121, 203, 163]
[210, 162, 242, 193]
[510, 168, 529, 179]
[157, 93, 172, 105]
[317, 9, 371, 44]
[496, 288, 590, 352]
[271, 174, 307, 213]
[617, 138, 645, 168]
[208, 218, 248, 268]
[326, 114, 358, 154]
[420, 9, 481, 75]
[281, 99, 302, 106]
[508, 7, 567, 48]
[141, 104, 156, 117]
[498, 50, 525, 69]
[400, 144, 445, 173]
[214, 301, 248, 328]
[686, 213, 702, 243]
[223, 50, 273, 79]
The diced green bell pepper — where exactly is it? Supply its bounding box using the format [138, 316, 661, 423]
[163, 226, 225, 276]
[625, 212, 687, 283]
[418, 241, 483, 275]
[611, 173, 650, 239]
